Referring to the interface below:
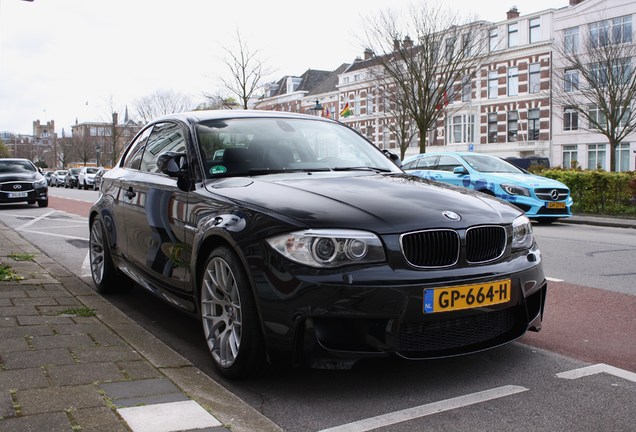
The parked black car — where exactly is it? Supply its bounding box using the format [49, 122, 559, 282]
[0, 158, 48, 207]
[64, 168, 81, 188]
[89, 110, 546, 379]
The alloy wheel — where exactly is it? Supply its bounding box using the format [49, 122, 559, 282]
[201, 257, 242, 368]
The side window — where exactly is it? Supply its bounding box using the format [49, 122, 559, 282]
[123, 127, 152, 170]
[436, 155, 462, 172]
[140, 123, 187, 173]
[416, 156, 437, 169]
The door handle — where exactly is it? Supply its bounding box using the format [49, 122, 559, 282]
[125, 187, 136, 199]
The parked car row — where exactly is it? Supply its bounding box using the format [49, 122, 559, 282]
[45, 167, 108, 190]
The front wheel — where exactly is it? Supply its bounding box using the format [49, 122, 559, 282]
[37, 199, 48, 208]
[200, 247, 266, 379]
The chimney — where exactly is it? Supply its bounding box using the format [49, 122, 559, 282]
[112, 112, 118, 126]
[364, 48, 374, 60]
[393, 39, 400, 51]
[569, 0, 584, 5]
[507, 6, 520, 20]
[403, 36, 413, 49]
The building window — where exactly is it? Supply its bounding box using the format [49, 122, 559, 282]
[382, 131, 390, 149]
[563, 145, 578, 169]
[564, 27, 579, 53]
[590, 16, 632, 47]
[528, 108, 540, 140]
[90, 127, 97, 136]
[446, 114, 474, 144]
[588, 105, 607, 130]
[488, 112, 498, 143]
[564, 69, 579, 92]
[508, 111, 518, 142]
[462, 76, 471, 102]
[354, 95, 361, 116]
[588, 144, 607, 169]
[529, 18, 541, 43]
[461, 33, 472, 57]
[489, 29, 498, 52]
[563, 108, 579, 131]
[529, 63, 541, 93]
[616, 143, 630, 171]
[367, 93, 375, 115]
[445, 37, 456, 61]
[508, 23, 519, 48]
[488, 71, 498, 99]
[508, 67, 518, 96]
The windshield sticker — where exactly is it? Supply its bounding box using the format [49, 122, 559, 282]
[211, 165, 227, 174]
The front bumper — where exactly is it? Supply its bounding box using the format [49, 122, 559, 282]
[0, 186, 47, 204]
[252, 247, 546, 368]
[498, 194, 573, 219]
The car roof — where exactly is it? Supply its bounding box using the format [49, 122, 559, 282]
[152, 109, 335, 126]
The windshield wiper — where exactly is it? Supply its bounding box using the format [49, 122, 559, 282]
[331, 166, 392, 173]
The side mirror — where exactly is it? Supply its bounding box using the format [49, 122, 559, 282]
[453, 166, 468, 175]
[157, 152, 188, 177]
[382, 149, 402, 167]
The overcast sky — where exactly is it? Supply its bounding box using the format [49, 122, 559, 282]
[1, 0, 561, 135]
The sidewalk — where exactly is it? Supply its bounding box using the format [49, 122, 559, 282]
[0, 221, 282, 432]
[559, 213, 636, 229]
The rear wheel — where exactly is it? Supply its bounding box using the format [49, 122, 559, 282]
[200, 247, 266, 379]
[89, 217, 131, 293]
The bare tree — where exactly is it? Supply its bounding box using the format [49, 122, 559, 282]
[69, 134, 95, 166]
[553, 19, 636, 171]
[0, 140, 10, 158]
[197, 92, 240, 110]
[381, 86, 417, 159]
[134, 89, 195, 124]
[362, 3, 492, 153]
[220, 29, 268, 109]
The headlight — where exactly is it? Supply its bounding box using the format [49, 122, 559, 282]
[266, 229, 386, 268]
[501, 184, 530, 196]
[512, 215, 533, 250]
[34, 177, 48, 187]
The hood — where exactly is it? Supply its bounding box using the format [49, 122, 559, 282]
[477, 172, 567, 189]
[0, 172, 39, 182]
[206, 173, 522, 234]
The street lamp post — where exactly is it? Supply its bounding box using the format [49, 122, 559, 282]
[309, 100, 323, 116]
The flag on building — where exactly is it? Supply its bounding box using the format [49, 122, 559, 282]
[340, 102, 352, 118]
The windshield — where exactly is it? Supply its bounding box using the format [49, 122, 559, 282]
[0, 160, 35, 173]
[195, 117, 402, 178]
[462, 154, 524, 174]
[86, 168, 99, 174]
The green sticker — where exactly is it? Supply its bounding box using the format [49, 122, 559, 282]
[211, 165, 227, 174]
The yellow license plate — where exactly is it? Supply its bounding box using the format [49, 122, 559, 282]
[546, 202, 566, 209]
[424, 279, 511, 313]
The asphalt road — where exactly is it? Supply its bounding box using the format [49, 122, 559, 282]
[1, 187, 634, 432]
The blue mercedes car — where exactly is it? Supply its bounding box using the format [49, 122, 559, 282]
[403, 152, 573, 223]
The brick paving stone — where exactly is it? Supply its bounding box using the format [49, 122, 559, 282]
[0, 289, 27, 298]
[2, 348, 75, 369]
[0, 368, 48, 390]
[117, 361, 162, 380]
[0, 412, 71, 431]
[37, 305, 84, 315]
[51, 322, 109, 335]
[17, 315, 75, 326]
[100, 377, 182, 401]
[47, 362, 126, 386]
[12, 297, 57, 307]
[0, 298, 10, 307]
[31, 333, 94, 350]
[72, 346, 142, 363]
[54, 296, 81, 306]
[71, 406, 129, 432]
[0, 324, 53, 338]
[1, 336, 29, 352]
[0, 306, 38, 317]
[0, 316, 17, 327]
[16, 385, 105, 415]
[90, 330, 127, 346]
[0, 390, 15, 417]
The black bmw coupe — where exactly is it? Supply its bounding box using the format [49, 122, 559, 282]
[89, 110, 546, 378]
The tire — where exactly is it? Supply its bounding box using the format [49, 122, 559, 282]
[89, 217, 131, 293]
[537, 218, 557, 225]
[200, 246, 266, 379]
[37, 199, 48, 208]
[84, 182, 88, 190]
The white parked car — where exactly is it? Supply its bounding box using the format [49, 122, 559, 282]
[78, 167, 101, 190]
[51, 170, 68, 187]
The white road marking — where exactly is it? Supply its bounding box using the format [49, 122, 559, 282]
[317, 385, 528, 432]
[15, 210, 57, 230]
[18, 229, 88, 241]
[117, 400, 221, 432]
[81, 252, 91, 277]
[546, 277, 564, 282]
[557, 363, 636, 383]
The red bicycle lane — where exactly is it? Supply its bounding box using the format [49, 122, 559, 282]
[48, 195, 93, 218]
[521, 280, 636, 373]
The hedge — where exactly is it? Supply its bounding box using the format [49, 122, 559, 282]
[531, 168, 636, 216]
